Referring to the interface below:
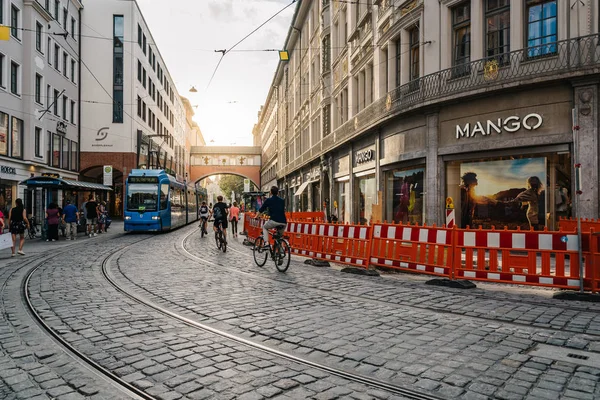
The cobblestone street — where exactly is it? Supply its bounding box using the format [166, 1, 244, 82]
[0, 224, 599, 399]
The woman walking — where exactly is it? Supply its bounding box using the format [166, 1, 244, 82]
[229, 201, 240, 238]
[9, 198, 29, 256]
[46, 203, 61, 241]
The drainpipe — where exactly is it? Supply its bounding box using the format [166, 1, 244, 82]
[78, 7, 82, 175]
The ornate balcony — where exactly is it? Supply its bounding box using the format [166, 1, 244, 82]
[281, 34, 600, 176]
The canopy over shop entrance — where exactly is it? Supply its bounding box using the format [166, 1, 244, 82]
[19, 177, 113, 191]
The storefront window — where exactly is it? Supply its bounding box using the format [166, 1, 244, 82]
[0, 185, 13, 216]
[356, 174, 376, 225]
[335, 179, 350, 223]
[10, 117, 23, 159]
[62, 137, 69, 170]
[70, 141, 78, 171]
[52, 134, 60, 167]
[386, 167, 425, 225]
[0, 112, 8, 156]
[446, 152, 571, 230]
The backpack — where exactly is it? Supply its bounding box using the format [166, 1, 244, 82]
[213, 205, 223, 219]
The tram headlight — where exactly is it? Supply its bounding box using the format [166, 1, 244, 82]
[125, 216, 131, 220]
[151, 216, 161, 220]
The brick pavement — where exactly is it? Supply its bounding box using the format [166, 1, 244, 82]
[112, 226, 600, 399]
[0, 222, 137, 399]
[24, 229, 411, 399]
[2, 223, 600, 399]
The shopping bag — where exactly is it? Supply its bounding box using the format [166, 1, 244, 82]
[0, 234, 12, 250]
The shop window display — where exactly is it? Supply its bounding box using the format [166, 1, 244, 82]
[446, 153, 571, 230]
[335, 180, 350, 223]
[386, 167, 425, 225]
[356, 174, 376, 225]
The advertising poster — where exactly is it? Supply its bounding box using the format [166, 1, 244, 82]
[459, 158, 547, 230]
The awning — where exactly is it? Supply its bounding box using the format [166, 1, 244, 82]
[19, 177, 113, 191]
[294, 181, 310, 196]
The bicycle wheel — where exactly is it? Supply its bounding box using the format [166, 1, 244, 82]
[253, 236, 268, 267]
[274, 239, 291, 272]
[215, 230, 222, 250]
[201, 223, 205, 238]
[222, 234, 227, 253]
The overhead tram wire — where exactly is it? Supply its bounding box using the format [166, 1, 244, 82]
[205, 0, 297, 91]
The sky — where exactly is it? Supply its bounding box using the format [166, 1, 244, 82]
[137, 0, 296, 146]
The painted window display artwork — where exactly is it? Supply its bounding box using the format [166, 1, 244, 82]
[457, 158, 548, 230]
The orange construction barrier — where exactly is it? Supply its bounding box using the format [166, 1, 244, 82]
[370, 222, 454, 277]
[244, 214, 600, 292]
[559, 217, 600, 233]
[587, 229, 600, 293]
[453, 226, 591, 290]
[286, 220, 372, 268]
[243, 213, 264, 244]
[285, 211, 326, 222]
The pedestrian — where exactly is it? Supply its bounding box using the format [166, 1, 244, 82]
[62, 200, 79, 240]
[229, 201, 240, 238]
[97, 201, 107, 233]
[8, 198, 29, 256]
[45, 202, 61, 242]
[85, 195, 99, 237]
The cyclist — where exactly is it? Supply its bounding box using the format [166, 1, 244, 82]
[198, 201, 209, 234]
[212, 196, 229, 242]
[257, 186, 287, 245]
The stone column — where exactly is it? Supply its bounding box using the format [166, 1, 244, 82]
[387, 40, 397, 90]
[573, 84, 599, 219]
[471, 0, 484, 61]
[425, 113, 440, 225]
[365, 64, 373, 105]
[358, 71, 365, 112]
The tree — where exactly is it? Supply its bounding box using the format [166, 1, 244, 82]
[218, 175, 245, 202]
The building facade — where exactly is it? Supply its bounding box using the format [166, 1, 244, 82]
[80, 0, 188, 216]
[260, 0, 600, 230]
[0, 0, 82, 219]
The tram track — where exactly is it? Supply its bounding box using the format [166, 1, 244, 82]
[180, 227, 600, 339]
[15, 235, 156, 400]
[103, 230, 444, 400]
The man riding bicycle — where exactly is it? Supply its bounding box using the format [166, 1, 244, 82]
[198, 201, 209, 234]
[257, 186, 287, 245]
[212, 196, 229, 242]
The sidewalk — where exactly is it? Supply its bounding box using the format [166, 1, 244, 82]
[0, 221, 124, 261]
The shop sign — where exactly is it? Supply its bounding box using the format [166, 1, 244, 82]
[0, 166, 16, 175]
[456, 113, 543, 140]
[356, 149, 374, 164]
[56, 121, 67, 135]
[42, 173, 60, 178]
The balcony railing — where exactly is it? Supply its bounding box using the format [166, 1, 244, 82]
[330, 33, 600, 150]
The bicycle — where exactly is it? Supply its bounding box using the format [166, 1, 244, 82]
[28, 218, 38, 240]
[214, 220, 227, 253]
[199, 217, 208, 238]
[253, 228, 291, 272]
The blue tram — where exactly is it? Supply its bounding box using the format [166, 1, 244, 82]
[124, 169, 205, 232]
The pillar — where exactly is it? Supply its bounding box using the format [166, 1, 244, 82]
[425, 112, 440, 225]
[573, 83, 599, 219]
[387, 40, 397, 90]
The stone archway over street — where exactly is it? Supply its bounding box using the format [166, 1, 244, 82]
[190, 146, 261, 187]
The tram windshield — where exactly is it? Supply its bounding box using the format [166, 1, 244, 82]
[127, 183, 159, 211]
